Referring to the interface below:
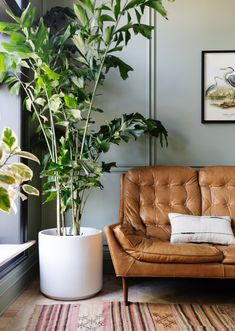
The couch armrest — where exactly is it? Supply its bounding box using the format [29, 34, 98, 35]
[104, 224, 135, 277]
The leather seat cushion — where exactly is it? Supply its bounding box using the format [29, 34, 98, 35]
[215, 245, 235, 264]
[113, 224, 224, 264]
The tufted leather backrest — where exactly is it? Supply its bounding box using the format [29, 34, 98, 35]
[122, 166, 201, 240]
[199, 166, 235, 230]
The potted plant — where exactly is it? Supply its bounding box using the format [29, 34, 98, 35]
[0, 0, 172, 299]
[0, 127, 39, 213]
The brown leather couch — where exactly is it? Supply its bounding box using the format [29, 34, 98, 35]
[105, 166, 235, 305]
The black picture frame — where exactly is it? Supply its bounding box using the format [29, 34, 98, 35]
[202, 50, 235, 123]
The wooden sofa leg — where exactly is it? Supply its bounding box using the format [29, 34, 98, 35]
[122, 277, 129, 306]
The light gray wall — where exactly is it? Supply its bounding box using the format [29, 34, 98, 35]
[156, 0, 235, 166]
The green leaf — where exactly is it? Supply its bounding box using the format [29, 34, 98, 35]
[108, 46, 123, 53]
[25, 98, 32, 112]
[44, 191, 57, 203]
[71, 76, 84, 88]
[50, 95, 62, 112]
[0, 175, 16, 185]
[145, 0, 168, 17]
[105, 55, 134, 80]
[21, 60, 30, 68]
[140, 3, 145, 13]
[0, 53, 15, 72]
[114, 0, 121, 19]
[5, 9, 21, 24]
[18, 191, 27, 201]
[99, 141, 110, 153]
[0, 53, 5, 72]
[10, 32, 25, 44]
[102, 162, 116, 172]
[74, 4, 89, 25]
[2, 128, 17, 150]
[99, 4, 112, 11]
[22, 184, 39, 196]
[56, 121, 69, 127]
[73, 34, 86, 55]
[35, 18, 48, 51]
[120, 134, 130, 142]
[135, 9, 141, 23]
[10, 163, 33, 182]
[105, 26, 114, 44]
[35, 97, 46, 106]
[100, 15, 116, 24]
[2, 42, 32, 56]
[67, 109, 82, 120]
[64, 95, 77, 108]
[132, 24, 154, 39]
[125, 30, 131, 45]
[9, 81, 20, 95]
[116, 32, 123, 46]
[0, 22, 20, 33]
[21, 3, 36, 27]
[13, 151, 40, 164]
[41, 64, 60, 80]
[115, 22, 132, 34]
[124, 0, 144, 11]
[0, 187, 11, 213]
[83, 0, 94, 13]
[0, 72, 6, 83]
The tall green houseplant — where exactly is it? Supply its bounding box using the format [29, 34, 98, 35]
[0, 0, 172, 236]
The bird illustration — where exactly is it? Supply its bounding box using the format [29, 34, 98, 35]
[220, 66, 235, 88]
[205, 76, 223, 96]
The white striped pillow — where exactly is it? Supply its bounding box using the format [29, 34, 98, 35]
[169, 213, 235, 245]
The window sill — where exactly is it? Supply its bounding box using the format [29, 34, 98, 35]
[0, 241, 36, 267]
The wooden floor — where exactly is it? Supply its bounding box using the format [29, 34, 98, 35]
[1, 275, 235, 330]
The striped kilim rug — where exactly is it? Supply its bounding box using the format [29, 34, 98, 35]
[26, 302, 235, 331]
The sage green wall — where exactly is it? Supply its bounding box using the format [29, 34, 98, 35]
[156, 0, 235, 166]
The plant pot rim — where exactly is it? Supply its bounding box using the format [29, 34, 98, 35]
[39, 227, 102, 239]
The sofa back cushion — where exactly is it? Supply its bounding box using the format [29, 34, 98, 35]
[123, 166, 201, 240]
[199, 166, 235, 231]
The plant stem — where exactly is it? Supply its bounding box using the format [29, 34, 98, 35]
[71, 131, 80, 235]
[76, 9, 126, 234]
[56, 184, 61, 235]
[79, 51, 108, 159]
[79, 11, 124, 159]
[61, 210, 66, 235]
[70, 147, 75, 233]
[16, 76, 53, 159]
[44, 84, 58, 162]
[17, 74, 62, 234]
[0, 147, 17, 168]
[79, 0, 129, 158]
[44, 84, 62, 235]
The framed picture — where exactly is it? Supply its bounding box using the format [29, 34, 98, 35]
[202, 51, 235, 123]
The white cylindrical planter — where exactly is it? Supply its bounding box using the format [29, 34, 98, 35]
[38, 227, 103, 300]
